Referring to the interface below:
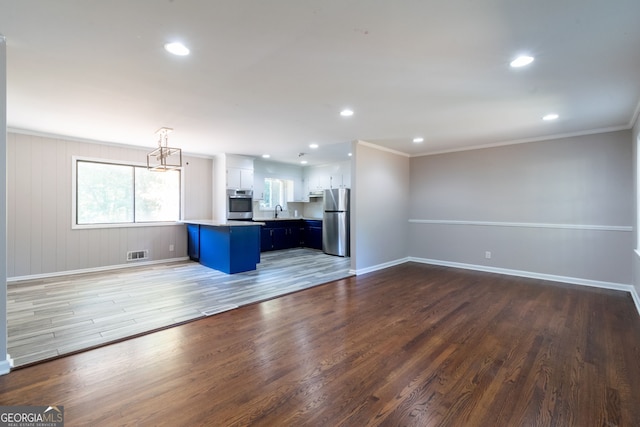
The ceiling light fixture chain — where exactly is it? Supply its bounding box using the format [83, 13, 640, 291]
[157, 127, 171, 148]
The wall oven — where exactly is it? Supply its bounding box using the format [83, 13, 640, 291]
[227, 189, 253, 220]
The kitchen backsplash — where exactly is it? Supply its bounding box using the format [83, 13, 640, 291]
[253, 200, 323, 219]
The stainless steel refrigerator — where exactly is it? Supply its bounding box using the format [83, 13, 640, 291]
[323, 188, 350, 257]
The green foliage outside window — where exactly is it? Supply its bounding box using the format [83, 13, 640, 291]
[259, 178, 293, 209]
[76, 160, 180, 225]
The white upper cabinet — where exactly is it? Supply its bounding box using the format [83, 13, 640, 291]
[227, 167, 254, 189]
[304, 161, 351, 196]
[225, 155, 254, 189]
[253, 169, 265, 200]
[250, 158, 351, 202]
[306, 165, 329, 193]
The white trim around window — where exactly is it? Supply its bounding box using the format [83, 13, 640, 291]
[72, 155, 184, 229]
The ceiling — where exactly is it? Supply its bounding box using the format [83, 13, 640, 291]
[1, 0, 639, 166]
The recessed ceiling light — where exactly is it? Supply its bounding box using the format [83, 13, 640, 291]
[413, 137, 424, 143]
[300, 160, 308, 165]
[510, 55, 534, 68]
[309, 143, 319, 149]
[262, 154, 270, 158]
[542, 113, 559, 121]
[164, 42, 190, 56]
[348, 152, 352, 157]
[340, 109, 354, 117]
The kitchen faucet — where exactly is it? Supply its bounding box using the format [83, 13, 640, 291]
[274, 204, 283, 218]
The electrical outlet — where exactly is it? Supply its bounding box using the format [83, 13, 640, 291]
[169, 244, 174, 252]
[485, 251, 491, 259]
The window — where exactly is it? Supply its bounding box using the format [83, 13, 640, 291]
[75, 159, 180, 226]
[260, 178, 293, 209]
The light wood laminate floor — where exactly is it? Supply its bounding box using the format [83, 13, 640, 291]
[8, 248, 351, 367]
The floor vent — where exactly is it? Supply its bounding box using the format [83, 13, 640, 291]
[127, 250, 149, 261]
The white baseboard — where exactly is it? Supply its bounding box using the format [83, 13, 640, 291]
[409, 257, 639, 315]
[354, 257, 410, 276]
[7, 257, 190, 283]
[631, 287, 640, 317]
[0, 354, 13, 375]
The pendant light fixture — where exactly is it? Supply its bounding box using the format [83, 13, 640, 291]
[147, 127, 182, 171]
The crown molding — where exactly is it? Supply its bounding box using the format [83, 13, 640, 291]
[356, 140, 411, 157]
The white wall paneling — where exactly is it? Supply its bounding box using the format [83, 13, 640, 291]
[6, 132, 212, 279]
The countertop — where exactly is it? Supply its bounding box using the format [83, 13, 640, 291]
[252, 217, 322, 222]
[180, 219, 265, 227]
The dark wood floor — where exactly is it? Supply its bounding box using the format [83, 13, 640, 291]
[1, 263, 639, 426]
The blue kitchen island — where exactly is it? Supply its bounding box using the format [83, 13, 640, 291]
[183, 220, 264, 274]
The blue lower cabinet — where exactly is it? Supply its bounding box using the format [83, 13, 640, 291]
[187, 224, 200, 260]
[261, 228, 274, 252]
[304, 220, 322, 249]
[260, 221, 302, 252]
[272, 227, 289, 250]
[198, 225, 261, 274]
[259, 220, 322, 252]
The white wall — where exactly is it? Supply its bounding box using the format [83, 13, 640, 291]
[213, 154, 226, 221]
[633, 113, 640, 299]
[1, 34, 10, 374]
[409, 131, 634, 285]
[353, 141, 410, 273]
[182, 155, 213, 220]
[6, 132, 212, 279]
